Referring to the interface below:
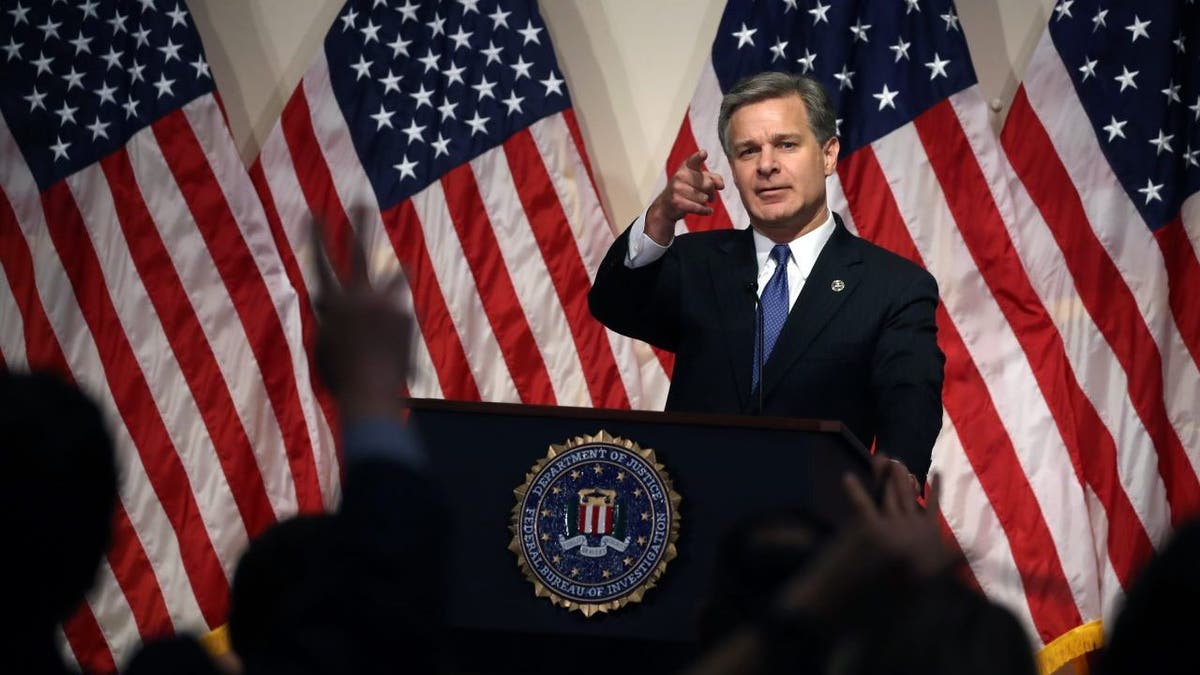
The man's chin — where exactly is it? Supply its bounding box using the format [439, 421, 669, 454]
[749, 207, 827, 239]
[751, 211, 800, 230]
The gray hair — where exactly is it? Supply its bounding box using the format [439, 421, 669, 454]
[717, 71, 838, 155]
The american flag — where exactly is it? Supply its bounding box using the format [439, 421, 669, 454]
[998, 0, 1200, 663]
[250, 0, 652, 410]
[662, 0, 1199, 670]
[0, 0, 337, 670]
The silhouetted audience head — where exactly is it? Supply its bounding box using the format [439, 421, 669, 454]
[229, 513, 336, 669]
[1, 371, 117, 639]
[822, 574, 1036, 675]
[124, 635, 220, 675]
[698, 507, 832, 644]
[1099, 517, 1200, 675]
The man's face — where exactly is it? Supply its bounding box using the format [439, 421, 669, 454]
[726, 94, 840, 241]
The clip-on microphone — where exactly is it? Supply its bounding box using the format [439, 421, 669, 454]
[747, 279, 764, 415]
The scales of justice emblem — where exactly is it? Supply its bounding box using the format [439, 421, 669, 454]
[510, 431, 681, 616]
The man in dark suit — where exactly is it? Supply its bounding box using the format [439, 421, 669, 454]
[589, 72, 944, 482]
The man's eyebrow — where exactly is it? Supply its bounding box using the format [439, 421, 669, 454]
[733, 132, 804, 148]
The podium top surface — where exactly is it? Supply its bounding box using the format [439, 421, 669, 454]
[404, 397, 869, 455]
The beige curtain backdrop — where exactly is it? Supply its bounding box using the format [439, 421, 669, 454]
[187, 0, 1055, 229]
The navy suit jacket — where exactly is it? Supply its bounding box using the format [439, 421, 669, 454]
[588, 215, 944, 481]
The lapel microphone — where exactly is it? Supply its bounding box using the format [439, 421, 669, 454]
[746, 279, 764, 415]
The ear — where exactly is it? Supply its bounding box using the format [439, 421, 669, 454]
[822, 136, 840, 177]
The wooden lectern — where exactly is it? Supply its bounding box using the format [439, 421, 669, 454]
[405, 398, 874, 672]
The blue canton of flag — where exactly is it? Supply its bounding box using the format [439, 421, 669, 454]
[0, 0, 213, 190]
[324, 0, 570, 211]
[1048, 0, 1200, 230]
[711, 0, 977, 155]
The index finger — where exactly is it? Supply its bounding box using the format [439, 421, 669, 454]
[924, 473, 941, 519]
[683, 149, 708, 171]
[884, 460, 919, 515]
[843, 471, 880, 524]
[347, 207, 373, 288]
[310, 213, 337, 303]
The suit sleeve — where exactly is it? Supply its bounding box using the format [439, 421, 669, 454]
[869, 268, 945, 483]
[588, 224, 683, 352]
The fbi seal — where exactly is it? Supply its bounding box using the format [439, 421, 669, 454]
[509, 430, 681, 616]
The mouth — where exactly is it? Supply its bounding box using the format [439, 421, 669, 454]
[756, 187, 788, 198]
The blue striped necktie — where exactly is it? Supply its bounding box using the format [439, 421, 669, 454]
[752, 244, 791, 393]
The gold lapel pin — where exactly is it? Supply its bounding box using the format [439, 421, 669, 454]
[831, 279, 846, 292]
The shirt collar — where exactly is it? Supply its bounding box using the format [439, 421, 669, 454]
[751, 211, 836, 280]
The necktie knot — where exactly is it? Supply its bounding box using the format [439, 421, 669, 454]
[771, 244, 791, 268]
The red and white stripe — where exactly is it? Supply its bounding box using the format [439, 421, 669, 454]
[1005, 35, 1200, 523]
[253, 50, 651, 410]
[661, 52, 1200, 660]
[580, 504, 614, 535]
[0, 94, 336, 672]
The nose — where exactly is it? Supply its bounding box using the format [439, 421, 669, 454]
[756, 146, 778, 176]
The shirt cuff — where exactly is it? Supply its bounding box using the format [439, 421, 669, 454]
[624, 209, 672, 268]
[343, 419, 427, 470]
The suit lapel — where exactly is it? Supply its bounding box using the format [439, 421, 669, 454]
[762, 217, 863, 400]
[709, 228, 758, 411]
